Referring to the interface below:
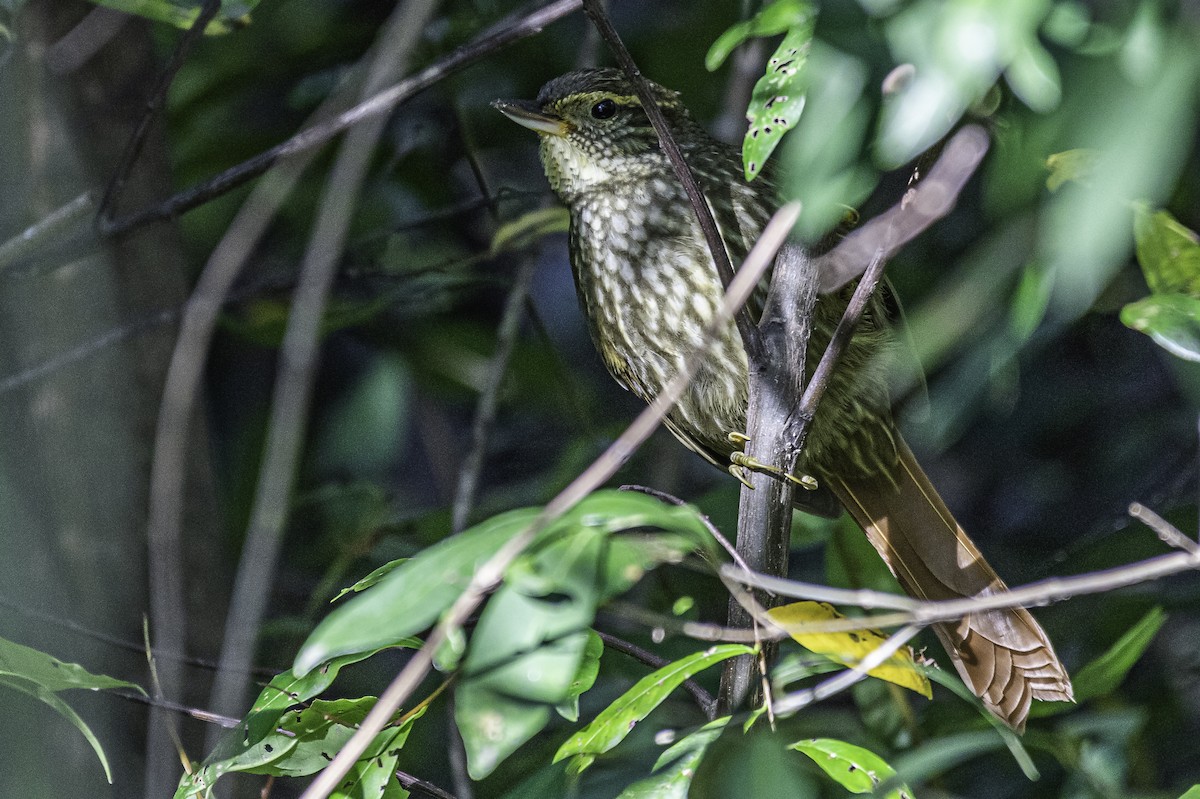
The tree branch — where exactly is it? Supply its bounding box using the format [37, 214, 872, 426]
[297, 204, 800, 799]
[100, 0, 584, 236]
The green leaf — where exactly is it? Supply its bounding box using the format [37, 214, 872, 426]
[1133, 205, 1200, 296]
[1073, 607, 1165, 704]
[705, 0, 813, 71]
[0, 675, 113, 783]
[923, 668, 1039, 780]
[1120, 293, 1200, 362]
[455, 684, 552, 781]
[331, 750, 409, 799]
[1177, 786, 1200, 799]
[332, 560, 409, 603]
[886, 730, 1010, 790]
[790, 738, 913, 798]
[553, 644, 754, 771]
[296, 491, 715, 676]
[0, 635, 143, 694]
[617, 717, 730, 799]
[86, 0, 252, 33]
[557, 630, 604, 722]
[246, 647, 410, 742]
[742, 22, 814, 181]
[294, 508, 538, 676]
[182, 697, 424, 796]
[690, 725, 818, 799]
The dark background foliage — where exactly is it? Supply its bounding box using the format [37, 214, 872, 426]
[1, 0, 1199, 796]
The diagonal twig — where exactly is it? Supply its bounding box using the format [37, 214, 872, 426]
[298, 203, 802, 799]
[101, 0, 584, 236]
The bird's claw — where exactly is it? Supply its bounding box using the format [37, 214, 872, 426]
[728, 446, 819, 491]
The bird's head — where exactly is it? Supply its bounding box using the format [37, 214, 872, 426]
[493, 68, 695, 202]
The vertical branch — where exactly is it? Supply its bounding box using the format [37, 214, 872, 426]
[718, 243, 818, 712]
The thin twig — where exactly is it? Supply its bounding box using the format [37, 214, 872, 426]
[815, 125, 990, 293]
[205, 0, 441, 745]
[396, 771, 460, 799]
[580, 0, 761, 357]
[102, 0, 585, 236]
[0, 191, 95, 275]
[772, 624, 923, 716]
[618, 484, 753, 574]
[96, 0, 220, 232]
[450, 242, 537, 530]
[299, 204, 801, 799]
[596, 630, 717, 719]
[1130, 501, 1199, 554]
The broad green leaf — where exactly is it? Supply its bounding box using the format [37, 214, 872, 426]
[1120, 293, 1200, 362]
[742, 21, 814, 181]
[705, 0, 813, 71]
[1072, 606, 1165, 704]
[617, 717, 730, 799]
[553, 644, 754, 771]
[557, 630, 604, 722]
[296, 491, 715, 676]
[1177, 786, 1200, 799]
[294, 508, 538, 676]
[767, 601, 932, 698]
[1045, 148, 1100, 191]
[690, 725, 818, 799]
[1133, 205, 1200, 296]
[791, 738, 913, 798]
[455, 683, 551, 780]
[921, 668, 1038, 779]
[490, 207, 569, 255]
[0, 635, 143, 694]
[330, 750, 408, 799]
[86, 0, 252, 33]
[886, 730, 1010, 790]
[246, 647, 409, 741]
[0, 675, 113, 783]
[455, 499, 712, 778]
[332, 560, 409, 603]
[180, 698, 424, 797]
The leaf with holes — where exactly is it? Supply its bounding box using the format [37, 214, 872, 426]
[705, 0, 814, 71]
[791, 738, 913, 798]
[742, 21, 815, 181]
[554, 645, 753, 773]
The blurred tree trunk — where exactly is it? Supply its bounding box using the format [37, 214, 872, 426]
[0, 2, 222, 796]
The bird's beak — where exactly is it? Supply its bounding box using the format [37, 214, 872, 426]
[492, 99, 569, 137]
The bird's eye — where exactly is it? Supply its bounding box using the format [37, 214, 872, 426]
[590, 99, 617, 120]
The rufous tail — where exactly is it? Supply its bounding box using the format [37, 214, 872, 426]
[827, 436, 1073, 731]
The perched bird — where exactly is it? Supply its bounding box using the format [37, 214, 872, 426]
[494, 68, 1071, 730]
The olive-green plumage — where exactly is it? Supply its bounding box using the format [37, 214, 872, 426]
[496, 68, 1071, 730]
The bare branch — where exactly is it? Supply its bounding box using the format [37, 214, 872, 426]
[1130, 501, 1199, 554]
[816, 125, 991, 293]
[101, 0, 584, 235]
[96, 0, 219, 232]
[596, 630, 718, 719]
[580, 0, 761, 357]
[298, 204, 801, 799]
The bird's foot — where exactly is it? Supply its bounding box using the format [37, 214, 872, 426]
[726, 433, 819, 491]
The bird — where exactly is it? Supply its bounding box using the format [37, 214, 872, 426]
[494, 67, 1072, 731]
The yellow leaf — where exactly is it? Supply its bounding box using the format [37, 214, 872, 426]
[767, 601, 932, 698]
